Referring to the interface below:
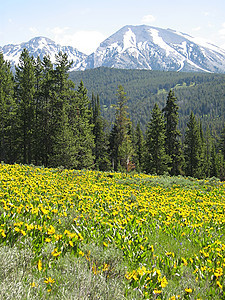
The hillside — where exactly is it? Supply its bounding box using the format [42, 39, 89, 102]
[69, 67, 225, 135]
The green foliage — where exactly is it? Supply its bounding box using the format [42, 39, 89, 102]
[15, 48, 36, 164]
[73, 81, 95, 169]
[69, 67, 225, 135]
[184, 112, 202, 178]
[144, 104, 170, 175]
[163, 90, 183, 175]
[1, 51, 96, 170]
[133, 123, 145, 172]
[0, 53, 16, 163]
[110, 85, 134, 171]
[92, 93, 110, 171]
[1, 54, 225, 177]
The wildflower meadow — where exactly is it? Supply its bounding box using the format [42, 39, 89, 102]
[0, 163, 225, 299]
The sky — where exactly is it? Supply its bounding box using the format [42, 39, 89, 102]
[1, 0, 225, 55]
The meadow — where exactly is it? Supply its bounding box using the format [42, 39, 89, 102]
[0, 163, 225, 299]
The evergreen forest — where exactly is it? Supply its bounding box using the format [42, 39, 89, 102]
[69, 67, 225, 136]
[1, 50, 225, 179]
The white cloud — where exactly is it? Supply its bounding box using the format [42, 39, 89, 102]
[29, 27, 40, 35]
[141, 14, 156, 24]
[192, 26, 201, 32]
[203, 12, 210, 16]
[50, 28, 105, 54]
[49, 27, 70, 36]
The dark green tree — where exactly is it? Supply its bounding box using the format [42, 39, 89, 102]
[163, 90, 182, 175]
[92, 93, 110, 171]
[210, 143, 219, 177]
[183, 112, 202, 178]
[15, 48, 36, 164]
[49, 52, 77, 168]
[217, 124, 225, 180]
[144, 104, 170, 175]
[110, 85, 134, 171]
[38, 55, 55, 167]
[220, 124, 225, 161]
[0, 53, 16, 163]
[134, 122, 144, 172]
[72, 81, 94, 169]
[33, 56, 44, 165]
[201, 125, 213, 178]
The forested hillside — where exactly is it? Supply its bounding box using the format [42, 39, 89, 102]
[69, 68, 225, 136]
[1, 51, 225, 179]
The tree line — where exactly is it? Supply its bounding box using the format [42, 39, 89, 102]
[0, 50, 225, 179]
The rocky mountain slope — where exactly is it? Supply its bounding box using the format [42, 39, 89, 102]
[1, 25, 225, 73]
[0, 36, 87, 70]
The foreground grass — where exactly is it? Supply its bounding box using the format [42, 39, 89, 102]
[0, 164, 225, 299]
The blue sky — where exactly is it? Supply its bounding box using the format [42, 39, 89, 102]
[1, 0, 225, 54]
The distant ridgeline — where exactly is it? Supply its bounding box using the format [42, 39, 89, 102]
[69, 67, 225, 136]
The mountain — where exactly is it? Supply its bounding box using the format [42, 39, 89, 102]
[86, 25, 225, 73]
[1, 36, 87, 71]
[1, 25, 225, 73]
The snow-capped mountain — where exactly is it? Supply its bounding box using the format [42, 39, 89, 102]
[1, 25, 225, 73]
[1, 36, 87, 71]
[86, 25, 225, 73]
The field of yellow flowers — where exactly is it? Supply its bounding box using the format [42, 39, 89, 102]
[0, 163, 225, 299]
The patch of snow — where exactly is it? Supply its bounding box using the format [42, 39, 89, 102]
[4, 50, 21, 65]
[149, 28, 179, 57]
[174, 30, 225, 56]
[37, 38, 48, 50]
[123, 28, 137, 52]
[137, 41, 148, 51]
[177, 59, 185, 72]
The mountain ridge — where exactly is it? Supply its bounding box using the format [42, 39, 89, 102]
[1, 36, 87, 71]
[1, 25, 225, 73]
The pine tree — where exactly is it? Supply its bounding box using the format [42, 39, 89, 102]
[72, 81, 94, 169]
[109, 124, 118, 171]
[33, 56, 44, 165]
[198, 120, 207, 178]
[134, 122, 144, 172]
[38, 55, 55, 167]
[184, 112, 202, 178]
[144, 104, 170, 175]
[202, 126, 213, 177]
[0, 53, 16, 163]
[15, 49, 36, 164]
[48, 52, 77, 168]
[110, 85, 134, 171]
[210, 143, 219, 178]
[92, 93, 110, 171]
[217, 124, 225, 180]
[220, 124, 225, 161]
[163, 90, 182, 175]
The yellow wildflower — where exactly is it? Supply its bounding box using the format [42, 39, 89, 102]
[51, 248, 61, 257]
[37, 259, 42, 271]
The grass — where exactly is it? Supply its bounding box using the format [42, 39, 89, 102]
[0, 164, 225, 299]
[0, 242, 131, 300]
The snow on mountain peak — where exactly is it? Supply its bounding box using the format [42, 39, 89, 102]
[2, 37, 87, 70]
[149, 28, 178, 57]
[123, 28, 137, 52]
[2, 25, 225, 73]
